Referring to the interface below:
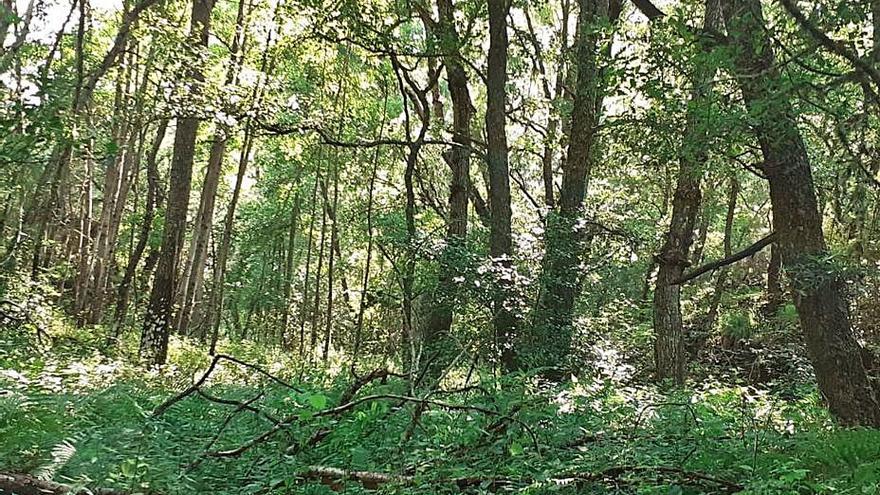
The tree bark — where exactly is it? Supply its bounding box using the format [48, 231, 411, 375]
[140, 0, 214, 365]
[176, 0, 249, 337]
[113, 120, 168, 337]
[723, 0, 880, 426]
[652, 0, 721, 384]
[486, 0, 517, 370]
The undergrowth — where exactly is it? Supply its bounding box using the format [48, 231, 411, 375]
[2, 321, 880, 494]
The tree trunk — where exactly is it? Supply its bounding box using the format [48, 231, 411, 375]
[323, 161, 340, 362]
[652, 0, 721, 384]
[765, 242, 783, 314]
[140, 0, 214, 366]
[529, 0, 611, 372]
[309, 177, 329, 356]
[419, 0, 473, 368]
[723, 0, 880, 426]
[705, 176, 737, 330]
[112, 120, 168, 338]
[208, 124, 254, 355]
[176, 0, 249, 336]
[486, 0, 517, 370]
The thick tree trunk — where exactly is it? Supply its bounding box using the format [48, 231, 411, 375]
[723, 0, 880, 426]
[140, 0, 214, 365]
[653, 0, 721, 384]
[529, 0, 609, 372]
[486, 0, 516, 370]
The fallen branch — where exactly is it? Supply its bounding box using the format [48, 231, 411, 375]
[195, 389, 280, 425]
[152, 354, 302, 417]
[673, 232, 776, 285]
[206, 394, 537, 459]
[288, 464, 742, 493]
[338, 368, 405, 405]
[0, 472, 134, 495]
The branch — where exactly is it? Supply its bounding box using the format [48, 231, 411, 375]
[205, 394, 537, 459]
[287, 464, 742, 493]
[257, 121, 460, 149]
[0, 472, 134, 495]
[79, 0, 164, 105]
[673, 232, 777, 285]
[777, 0, 880, 92]
[630, 0, 665, 19]
[152, 354, 302, 417]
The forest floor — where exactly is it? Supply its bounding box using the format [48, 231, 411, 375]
[2, 321, 880, 494]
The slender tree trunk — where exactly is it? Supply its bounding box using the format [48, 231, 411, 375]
[281, 190, 301, 350]
[323, 162, 340, 362]
[309, 177, 328, 356]
[113, 121, 167, 336]
[705, 176, 737, 330]
[140, 0, 215, 365]
[208, 124, 254, 355]
[486, 0, 517, 370]
[298, 173, 320, 357]
[177, 0, 249, 336]
[723, 0, 880, 426]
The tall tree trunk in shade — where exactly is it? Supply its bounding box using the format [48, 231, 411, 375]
[139, 0, 215, 366]
[113, 120, 168, 337]
[723, 0, 880, 426]
[485, 0, 516, 370]
[653, 0, 722, 385]
[419, 0, 473, 368]
[529, 0, 613, 372]
[176, 0, 250, 337]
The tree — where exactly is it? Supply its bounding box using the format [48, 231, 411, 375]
[652, 0, 722, 384]
[528, 0, 617, 372]
[417, 0, 474, 370]
[485, 0, 516, 370]
[722, 0, 880, 426]
[140, 0, 215, 365]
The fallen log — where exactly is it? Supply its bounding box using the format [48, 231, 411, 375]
[289, 464, 743, 493]
[0, 472, 129, 495]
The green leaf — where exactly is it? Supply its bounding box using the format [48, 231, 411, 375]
[508, 441, 523, 456]
[308, 393, 328, 410]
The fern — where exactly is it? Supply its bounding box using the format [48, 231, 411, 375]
[34, 437, 78, 481]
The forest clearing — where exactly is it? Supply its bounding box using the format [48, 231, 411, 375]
[3, 0, 880, 493]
